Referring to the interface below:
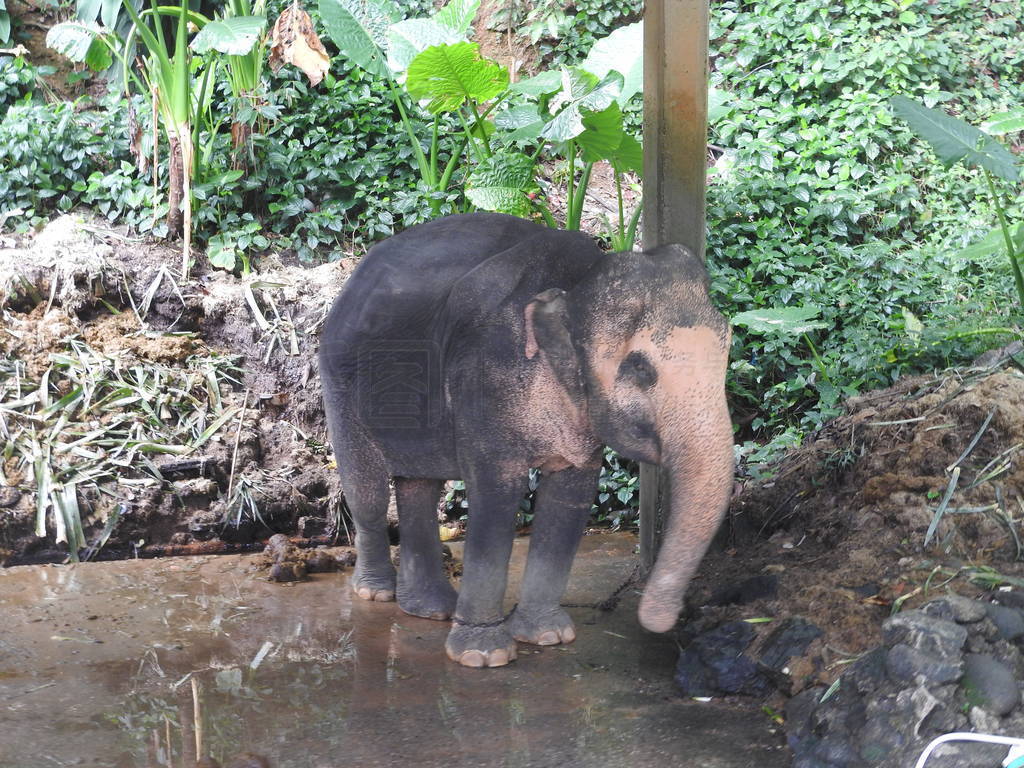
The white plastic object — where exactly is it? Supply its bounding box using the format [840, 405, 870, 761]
[913, 732, 1024, 768]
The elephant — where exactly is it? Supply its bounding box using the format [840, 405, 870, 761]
[319, 212, 734, 668]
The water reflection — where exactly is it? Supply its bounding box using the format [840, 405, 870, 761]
[0, 536, 785, 768]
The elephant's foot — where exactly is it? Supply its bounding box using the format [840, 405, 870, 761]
[351, 562, 396, 602]
[397, 578, 458, 620]
[445, 623, 518, 668]
[508, 605, 576, 646]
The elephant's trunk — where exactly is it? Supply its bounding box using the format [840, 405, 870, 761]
[637, 377, 734, 634]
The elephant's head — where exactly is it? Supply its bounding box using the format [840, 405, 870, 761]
[525, 243, 733, 633]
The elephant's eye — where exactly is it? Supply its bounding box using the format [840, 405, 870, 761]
[619, 351, 657, 389]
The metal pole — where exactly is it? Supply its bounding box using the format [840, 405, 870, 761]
[639, 0, 710, 571]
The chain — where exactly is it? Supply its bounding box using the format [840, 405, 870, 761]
[561, 562, 642, 612]
[452, 604, 517, 628]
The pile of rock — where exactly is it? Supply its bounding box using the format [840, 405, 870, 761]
[784, 594, 1024, 767]
[676, 593, 1024, 766]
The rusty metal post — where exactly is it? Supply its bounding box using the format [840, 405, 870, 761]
[639, 0, 710, 571]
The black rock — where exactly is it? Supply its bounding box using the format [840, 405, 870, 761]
[923, 595, 987, 624]
[675, 620, 770, 697]
[885, 644, 962, 685]
[846, 647, 888, 694]
[962, 653, 1021, 716]
[857, 715, 905, 763]
[994, 590, 1024, 612]
[708, 574, 779, 606]
[760, 617, 824, 670]
[985, 603, 1024, 641]
[882, 610, 967, 662]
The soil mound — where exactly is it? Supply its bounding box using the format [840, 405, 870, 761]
[689, 359, 1024, 698]
[0, 215, 354, 563]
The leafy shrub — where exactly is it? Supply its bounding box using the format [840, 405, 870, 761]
[707, 0, 1024, 439]
[540, 0, 644, 64]
[0, 55, 48, 117]
[0, 97, 148, 227]
[245, 61, 436, 260]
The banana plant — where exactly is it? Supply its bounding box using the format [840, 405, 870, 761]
[193, 0, 269, 172]
[48, 0, 266, 278]
[892, 96, 1024, 311]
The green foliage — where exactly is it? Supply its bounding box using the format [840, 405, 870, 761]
[891, 96, 1023, 311]
[538, 0, 643, 65]
[0, 98, 146, 228]
[594, 449, 639, 527]
[406, 41, 507, 114]
[247, 60, 434, 259]
[0, 55, 50, 118]
[707, 0, 1024, 437]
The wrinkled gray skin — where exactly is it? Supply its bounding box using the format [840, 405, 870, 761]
[320, 213, 733, 668]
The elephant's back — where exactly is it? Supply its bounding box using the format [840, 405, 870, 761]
[321, 213, 549, 356]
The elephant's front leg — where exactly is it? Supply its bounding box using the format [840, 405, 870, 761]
[507, 458, 602, 646]
[446, 465, 526, 668]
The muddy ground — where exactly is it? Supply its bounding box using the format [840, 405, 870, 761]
[3, 216, 1024, 704]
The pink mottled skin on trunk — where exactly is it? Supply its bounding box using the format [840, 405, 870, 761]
[590, 325, 734, 633]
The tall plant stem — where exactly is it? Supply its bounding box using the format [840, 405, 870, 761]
[456, 110, 485, 163]
[944, 327, 1022, 341]
[430, 117, 439, 185]
[390, 83, 432, 186]
[802, 333, 831, 384]
[566, 140, 575, 228]
[615, 171, 625, 242]
[468, 102, 492, 158]
[984, 169, 1024, 310]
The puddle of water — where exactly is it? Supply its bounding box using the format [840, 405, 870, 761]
[0, 533, 787, 768]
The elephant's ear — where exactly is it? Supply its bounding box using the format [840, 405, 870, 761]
[524, 289, 586, 402]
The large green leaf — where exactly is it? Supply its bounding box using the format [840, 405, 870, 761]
[100, 0, 120, 31]
[0, 8, 9, 44]
[406, 42, 508, 114]
[580, 20, 642, 105]
[708, 86, 731, 124]
[76, 0, 102, 22]
[494, 104, 545, 141]
[981, 109, 1024, 137]
[577, 102, 624, 163]
[954, 223, 1024, 261]
[542, 68, 622, 143]
[318, 0, 398, 78]
[386, 18, 457, 74]
[191, 16, 266, 55]
[466, 151, 537, 217]
[609, 133, 643, 176]
[509, 69, 561, 97]
[434, 0, 479, 35]
[891, 95, 1019, 183]
[46, 21, 112, 71]
[732, 307, 827, 335]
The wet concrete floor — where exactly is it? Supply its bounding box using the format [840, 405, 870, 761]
[0, 532, 787, 768]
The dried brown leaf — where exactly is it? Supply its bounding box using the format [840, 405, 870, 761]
[268, 2, 330, 87]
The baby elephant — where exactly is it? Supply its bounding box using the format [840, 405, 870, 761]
[319, 213, 733, 667]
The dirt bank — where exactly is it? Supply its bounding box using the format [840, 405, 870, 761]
[689, 356, 1024, 696]
[0, 215, 353, 563]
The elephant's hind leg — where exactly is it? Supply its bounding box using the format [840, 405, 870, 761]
[394, 477, 458, 620]
[334, 431, 395, 603]
[508, 460, 601, 646]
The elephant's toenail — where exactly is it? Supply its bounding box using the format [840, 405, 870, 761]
[561, 627, 576, 643]
[537, 631, 559, 646]
[372, 590, 394, 602]
[488, 649, 510, 667]
[460, 651, 486, 668]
